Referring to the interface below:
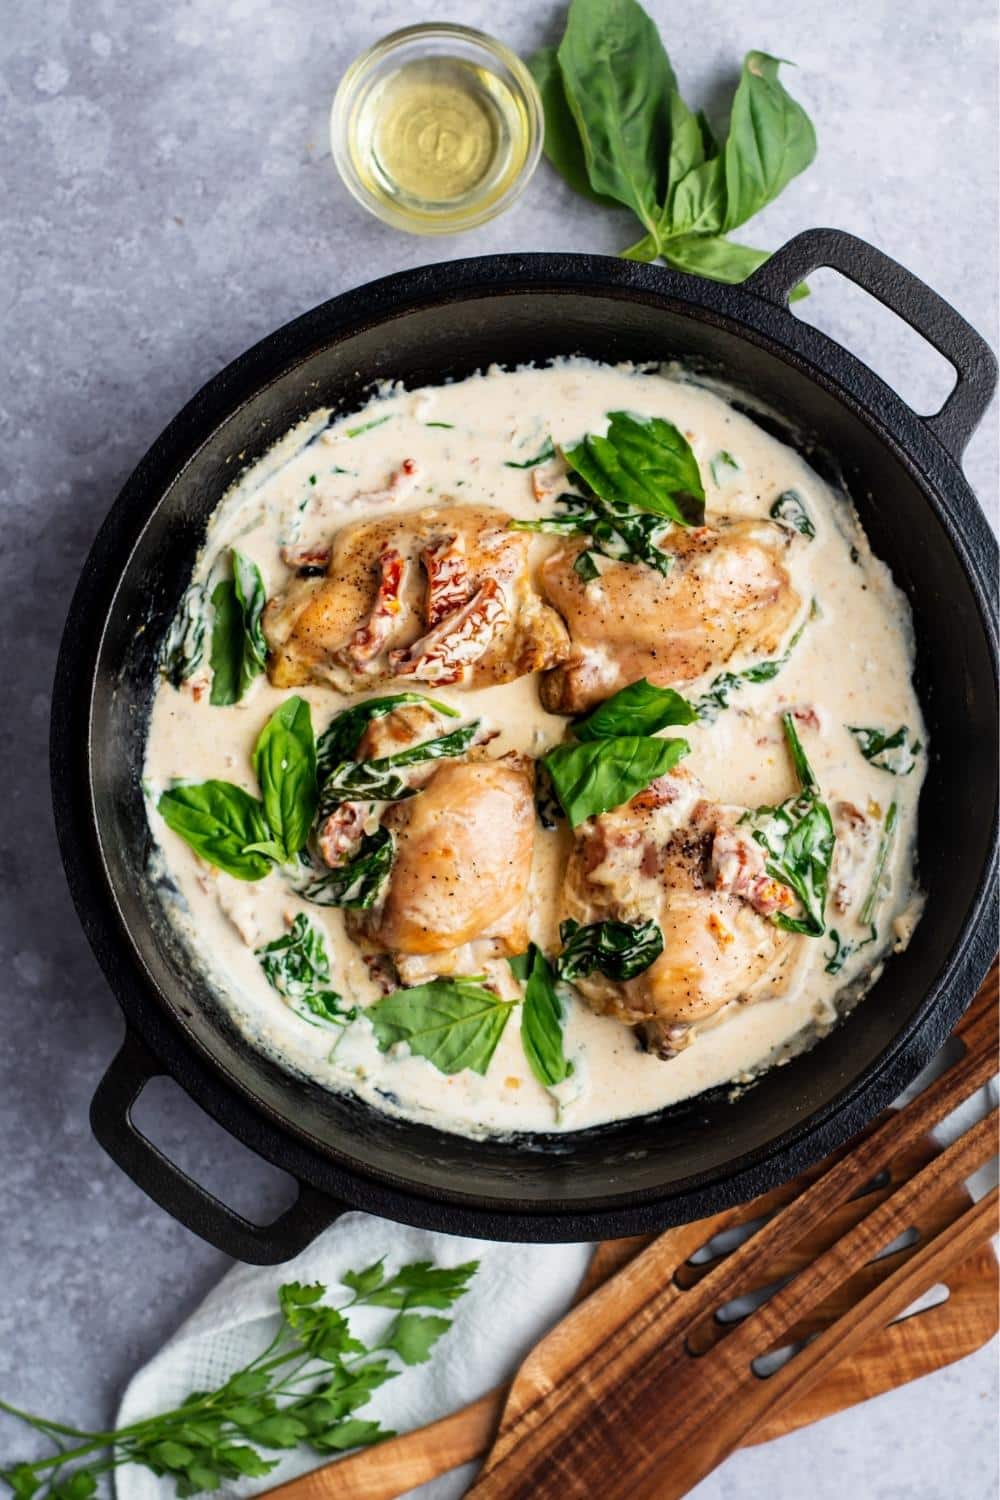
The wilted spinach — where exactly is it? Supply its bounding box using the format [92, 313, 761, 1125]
[256, 914, 356, 1028]
[770, 490, 815, 539]
[744, 712, 835, 936]
[298, 826, 396, 910]
[848, 725, 921, 777]
[557, 917, 664, 982]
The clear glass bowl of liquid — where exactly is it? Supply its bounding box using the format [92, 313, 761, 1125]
[331, 23, 543, 235]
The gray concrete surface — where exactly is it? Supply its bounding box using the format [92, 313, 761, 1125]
[1, 1, 996, 1496]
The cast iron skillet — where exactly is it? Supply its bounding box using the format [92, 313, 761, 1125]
[51, 230, 998, 1264]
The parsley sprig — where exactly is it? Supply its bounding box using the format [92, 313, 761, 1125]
[1, 1258, 477, 1500]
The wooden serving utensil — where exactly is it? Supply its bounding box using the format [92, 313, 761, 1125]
[262, 970, 998, 1500]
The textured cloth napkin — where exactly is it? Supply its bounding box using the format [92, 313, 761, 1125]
[116, 1215, 592, 1500]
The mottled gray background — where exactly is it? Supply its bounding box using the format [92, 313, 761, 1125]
[1, 0, 996, 1495]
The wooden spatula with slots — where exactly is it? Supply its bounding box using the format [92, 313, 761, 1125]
[263, 969, 998, 1500]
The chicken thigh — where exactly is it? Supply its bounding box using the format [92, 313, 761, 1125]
[560, 768, 802, 1056]
[265, 503, 569, 692]
[540, 518, 800, 715]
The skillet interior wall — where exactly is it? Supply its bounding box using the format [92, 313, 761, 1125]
[88, 283, 997, 1210]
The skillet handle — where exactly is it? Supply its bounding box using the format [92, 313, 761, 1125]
[91, 1029, 345, 1264]
[744, 228, 998, 463]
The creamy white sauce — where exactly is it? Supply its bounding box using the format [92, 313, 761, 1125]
[144, 361, 926, 1138]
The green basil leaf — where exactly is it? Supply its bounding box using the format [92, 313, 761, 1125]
[253, 697, 317, 861]
[847, 726, 921, 776]
[770, 490, 815, 539]
[299, 826, 395, 909]
[161, 584, 206, 687]
[557, 916, 664, 981]
[528, 48, 620, 207]
[543, 735, 689, 827]
[157, 781, 272, 880]
[316, 694, 460, 782]
[209, 551, 268, 705]
[747, 713, 834, 935]
[566, 411, 705, 527]
[556, 0, 676, 239]
[518, 944, 573, 1089]
[665, 232, 769, 280]
[667, 157, 727, 237]
[665, 88, 708, 204]
[255, 914, 356, 1028]
[367, 978, 516, 1076]
[722, 52, 817, 233]
[574, 679, 696, 741]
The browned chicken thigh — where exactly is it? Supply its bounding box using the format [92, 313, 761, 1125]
[265, 502, 569, 692]
[540, 518, 800, 715]
[560, 768, 802, 1056]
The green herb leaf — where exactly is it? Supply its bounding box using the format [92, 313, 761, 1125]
[346, 414, 392, 438]
[746, 713, 834, 936]
[360, 1259, 479, 1310]
[573, 549, 601, 582]
[209, 551, 268, 706]
[770, 490, 815, 538]
[543, 734, 689, 826]
[157, 781, 272, 881]
[367, 978, 516, 1076]
[555, 0, 676, 242]
[566, 411, 705, 527]
[299, 826, 395, 910]
[710, 450, 741, 486]
[848, 726, 921, 776]
[723, 52, 817, 233]
[824, 924, 876, 975]
[255, 914, 356, 1028]
[574, 679, 696, 740]
[161, 584, 206, 687]
[252, 697, 317, 861]
[557, 917, 664, 981]
[316, 694, 459, 782]
[696, 616, 807, 722]
[518, 944, 573, 1088]
[310, 1418, 387, 1453]
[318, 722, 480, 816]
[383, 1314, 452, 1366]
[509, 491, 674, 576]
[528, 47, 620, 206]
[860, 801, 898, 925]
[503, 436, 557, 469]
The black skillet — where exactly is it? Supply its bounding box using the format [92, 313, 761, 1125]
[51, 230, 998, 1263]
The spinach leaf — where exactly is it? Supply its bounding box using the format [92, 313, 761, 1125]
[543, 734, 689, 827]
[251, 696, 317, 862]
[503, 437, 557, 469]
[509, 492, 674, 576]
[860, 802, 898, 925]
[256, 914, 356, 1028]
[573, 549, 602, 582]
[824, 924, 876, 976]
[528, 47, 621, 207]
[848, 726, 921, 777]
[770, 490, 815, 539]
[745, 713, 834, 936]
[161, 584, 206, 687]
[318, 722, 481, 817]
[696, 617, 807, 722]
[710, 450, 741, 486]
[555, 0, 676, 245]
[157, 781, 273, 881]
[723, 52, 817, 233]
[316, 693, 459, 782]
[209, 551, 268, 706]
[574, 679, 696, 741]
[299, 827, 395, 910]
[557, 917, 663, 982]
[518, 944, 574, 1089]
[367, 978, 517, 1076]
[565, 411, 705, 527]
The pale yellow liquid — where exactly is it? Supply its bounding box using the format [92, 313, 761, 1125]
[353, 56, 530, 219]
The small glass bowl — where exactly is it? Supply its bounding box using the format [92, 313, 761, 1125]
[331, 23, 543, 236]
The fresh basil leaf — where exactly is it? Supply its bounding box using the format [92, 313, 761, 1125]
[503, 436, 557, 469]
[770, 490, 815, 539]
[847, 726, 920, 776]
[668, 156, 727, 237]
[158, 781, 272, 881]
[746, 713, 834, 936]
[723, 52, 817, 233]
[318, 722, 480, 816]
[519, 944, 573, 1088]
[528, 48, 620, 207]
[665, 88, 708, 205]
[557, 916, 664, 981]
[316, 693, 459, 782]
[543, 734, 689, 827]
[574, 679, 696, 741]
[253, 697, 317, 862]
[367, 978, 516, 1076]
[299, 826, 395, 910]
[209, 551, 268, 706]
[860, 801, 898, 924]
[161, 584, 206, 687]
[566, 411, 705, 527]
[555, 0, 676, 241]
[666, 232, 767, 279]
[256, 914, 356, 1029]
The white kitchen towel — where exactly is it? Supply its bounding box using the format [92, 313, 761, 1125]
[116, 1215, 592, 1500]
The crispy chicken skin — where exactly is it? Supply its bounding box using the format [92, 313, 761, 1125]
[560, 769, 801, 1057]
[264, 503, 569, 692]
[539, 518, 800, 715]
[350, 753, 535, 982]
